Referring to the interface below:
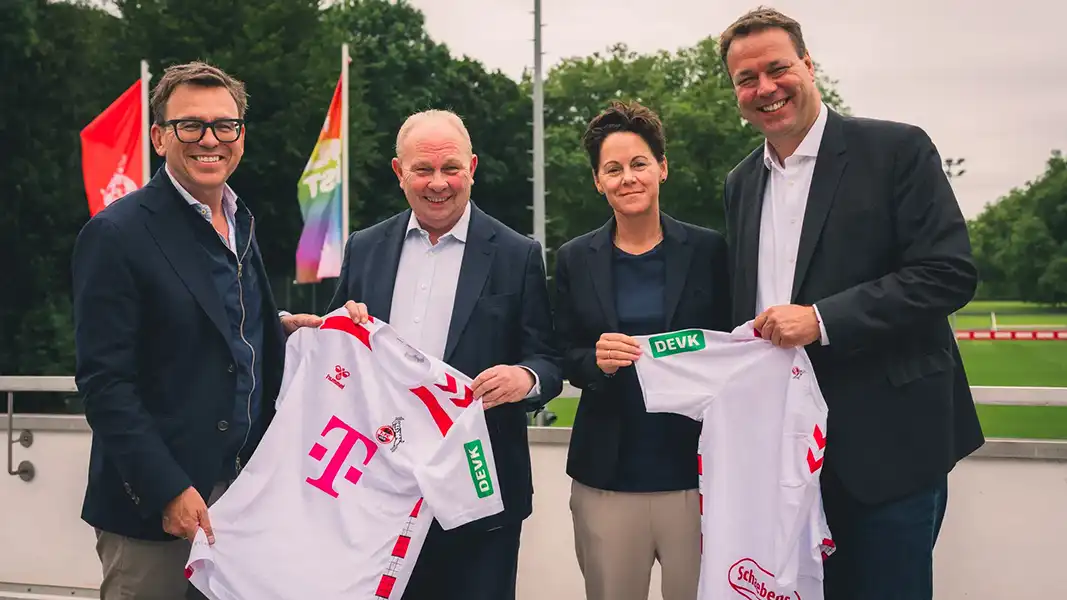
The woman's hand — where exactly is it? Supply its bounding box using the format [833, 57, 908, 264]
[595, 333, 642, 375]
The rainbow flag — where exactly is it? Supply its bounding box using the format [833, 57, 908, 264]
[295, 77, 345, 283]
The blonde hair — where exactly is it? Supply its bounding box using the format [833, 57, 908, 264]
[394, 109, 473, 159]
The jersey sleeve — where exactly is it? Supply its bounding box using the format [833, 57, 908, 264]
[275, 326, 314, 410]
[633, 326, 772, 420]
[411, 398, 504, 530]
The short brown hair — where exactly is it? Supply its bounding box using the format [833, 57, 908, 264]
[149, 61, 248, 124]
[581, 100, 666, 172]
[718, 7, 808, 70]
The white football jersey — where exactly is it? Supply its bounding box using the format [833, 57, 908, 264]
[632, 323, 835, 600]
[185, 309, 504, 600]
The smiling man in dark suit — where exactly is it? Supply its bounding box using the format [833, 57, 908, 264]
[718, 8, 985, 600]
[72, 62, 322, 599]
[327, 109, 562, 600]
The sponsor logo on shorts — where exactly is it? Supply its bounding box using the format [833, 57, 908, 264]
[649, 330, 706, 358]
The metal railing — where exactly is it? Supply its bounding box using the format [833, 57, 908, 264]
[5, 377, 78, 483]
[5, 376, 1067, 483]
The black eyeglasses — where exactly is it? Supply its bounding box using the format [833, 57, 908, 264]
[161, 119, 245, 143]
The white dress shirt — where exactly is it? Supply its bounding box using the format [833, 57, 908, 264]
[389, 202, 541, 396]
[756, 103, 831, 345]
[165, 164, 238, 255]
[389, 203, 469, 360]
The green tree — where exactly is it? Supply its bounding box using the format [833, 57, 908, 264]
[969, 150, 1067, 305]
[114, 0, 361, 278]
[0, 0, 129, 377]
[324, 0, 533, 234]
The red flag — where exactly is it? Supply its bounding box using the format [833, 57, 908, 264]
[80, 80, 146, 215]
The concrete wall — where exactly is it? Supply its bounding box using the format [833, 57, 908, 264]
[517, 440, 1067, 600]
[1, 418, 1065, 599]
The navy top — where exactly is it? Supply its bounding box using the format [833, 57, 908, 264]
[188, 203, 264, 481]
[605, 241, 699, 492]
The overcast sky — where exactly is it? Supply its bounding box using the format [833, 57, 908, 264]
[407, 0, 1066, 219]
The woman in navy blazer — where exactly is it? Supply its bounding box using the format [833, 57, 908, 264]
[552, 100, 732, 600]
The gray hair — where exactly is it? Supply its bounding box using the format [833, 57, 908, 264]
[394, 109, 473, 159]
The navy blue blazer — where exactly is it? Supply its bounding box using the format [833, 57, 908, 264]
[553, 213, 732, 490]
[71, 168, 286, 541]
[723, 109, 984, 504]
[327, 203, 563, 529]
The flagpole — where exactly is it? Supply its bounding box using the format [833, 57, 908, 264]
[140, 59, 151, 185]
[340, 43, 350, 244]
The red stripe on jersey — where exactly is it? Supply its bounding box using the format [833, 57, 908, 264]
[697, 454, 702, 475]
[375, 575, 397, 598]
[411, 498, 424, 518]
[807, 448, 824, 473]
[392, 535, 411, 558]
[436, 373, 474, 408]
[321, 316, 372, 349]
[821, 537, 836, 561]
[410, 386, 454, 436]
[813, 424, 827, 450]
[436, 373, 458, 394]
[451, 385, 474, 408]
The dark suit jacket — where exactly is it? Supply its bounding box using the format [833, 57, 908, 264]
[72, 168, 286, 540]
[327, 202, 563, 529]
[723, 109, 985, 505]
[553, 213, 732, 489]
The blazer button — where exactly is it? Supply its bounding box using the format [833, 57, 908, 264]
[227, 364, 235, 373]
[217, 420, 230, 432]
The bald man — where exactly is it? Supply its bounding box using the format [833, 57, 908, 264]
[326, 110, 562, 600]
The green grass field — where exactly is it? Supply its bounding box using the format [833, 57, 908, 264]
[953, 313, 1067, 329]
[958, 341, 1067, 387]
[542, 397, 1067, 440]
[958, 300, 1063, 314]
[542, 300, 1067, 439]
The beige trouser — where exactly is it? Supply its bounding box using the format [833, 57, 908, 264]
[570, 480, 701, 600]
[95, 482, 229, 600]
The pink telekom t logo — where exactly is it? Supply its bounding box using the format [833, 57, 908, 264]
[306, 415, 378, 498]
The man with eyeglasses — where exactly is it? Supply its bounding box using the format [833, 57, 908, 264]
[71, 61, 320, 599]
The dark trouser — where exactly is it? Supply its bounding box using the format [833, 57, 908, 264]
[402, 519, 522, 600]
[95, 483, 230, 600]
[822, 467, 949, 600]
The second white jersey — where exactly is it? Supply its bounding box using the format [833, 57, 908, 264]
[185, 309, 504, 599]
[632, 324, 835, 600]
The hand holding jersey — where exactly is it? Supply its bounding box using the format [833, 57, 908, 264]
[185, 309, 504, 600]
[754, 304, 822, 348]
[343, 300, 371, 324]
[162, 487, 213, 544]
[594, 332, 643, 374]
[335, 300, 533, 410]
[631, 323, 834, 600]
[471, 365, 535, 409]
[277, 301, 367, 341]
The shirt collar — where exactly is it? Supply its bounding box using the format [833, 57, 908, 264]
[165, 163, 239, 219]
[763, 102, 829, 170]
[405, 200, 472, 243]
